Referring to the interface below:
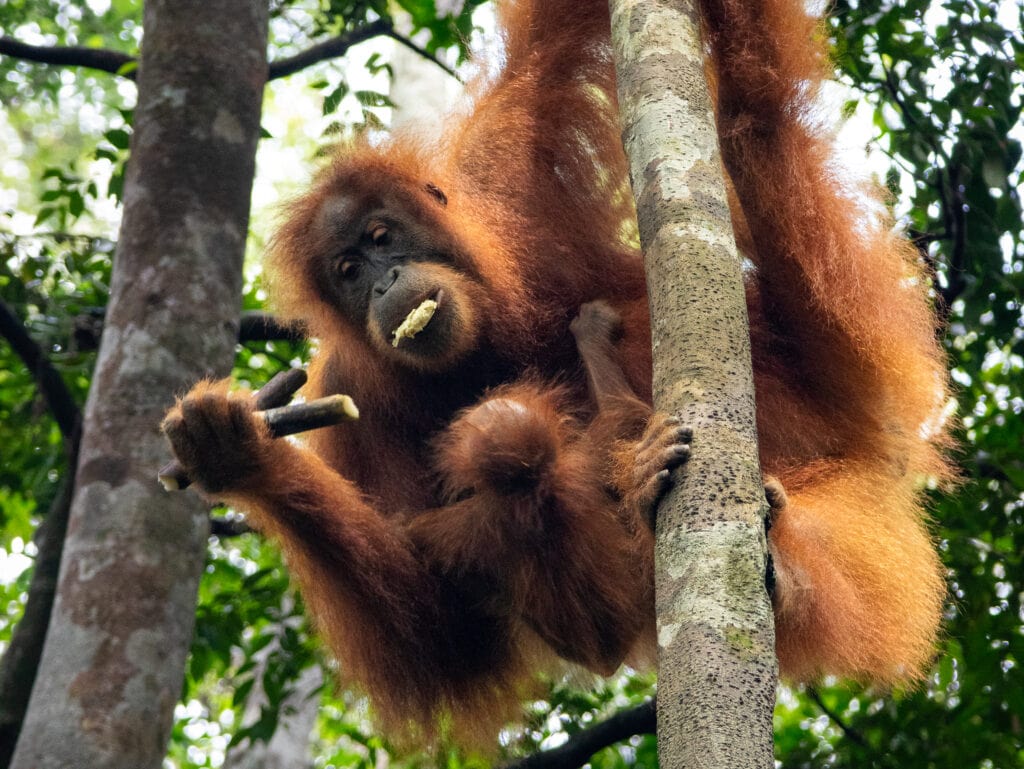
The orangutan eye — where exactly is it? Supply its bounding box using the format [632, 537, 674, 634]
[369, 224, 389, 246]
[338, 260, 361, 280]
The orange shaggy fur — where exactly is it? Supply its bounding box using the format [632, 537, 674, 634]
[162, 0, 951, 745]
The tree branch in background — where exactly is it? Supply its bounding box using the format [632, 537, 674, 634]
[941, 159, 969, 308]
[209, 516, 252, 538]
[502, 701, 655, 769]
[239, 310, 306, 343]
[383, 29, 460, 81]
[806, 688, 868, 748]
[2, 20, 460, 86]
[0, 36, 135, 78]
[267, 19, 390, 80]
[0, 455, 78, 769]
[0, 300, 82, 767]
[0, 297, 81, 443]
[69, 308, 302, 352]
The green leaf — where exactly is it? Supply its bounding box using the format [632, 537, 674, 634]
[68, 191, 85, 218]
[104, 128, 131, 149]
[115, 60, 138, 78]
[33, 207, 57, 227]
[322, 81, 349, 116]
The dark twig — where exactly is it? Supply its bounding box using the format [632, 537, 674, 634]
[3, 20, 460, 87]
[268, 20, 391, 80]
[383, 29, 461, 81]
[806, 688, 868, 748]
[0, 300, 81, 765]
[502, 700, 656, 769]
[0, 297, 81, 443]
[0, 451, 78, 767]
[246, 368, 309, 409]
[941, 159, 969, 308]
[239, 311, 306, 344]
[210, 516, 252, 538]
[67, 308, 302, 352]
[0, 36, 135, 78]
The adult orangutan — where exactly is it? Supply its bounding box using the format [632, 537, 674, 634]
[163, 0, 951, 744]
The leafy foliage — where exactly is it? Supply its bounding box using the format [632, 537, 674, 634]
[0, 229, 109, 501]
[773, 1, 1024, 767]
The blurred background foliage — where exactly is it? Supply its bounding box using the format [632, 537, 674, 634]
[0, 0, 1021, 766]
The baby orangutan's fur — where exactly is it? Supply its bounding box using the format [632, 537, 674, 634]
[162, 0, 951, 745]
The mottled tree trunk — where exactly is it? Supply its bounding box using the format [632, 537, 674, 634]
[608, 0, 777, 766]
[10, 2, 268, 767]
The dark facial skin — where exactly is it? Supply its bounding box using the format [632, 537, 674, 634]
[314, 185, 483, 372]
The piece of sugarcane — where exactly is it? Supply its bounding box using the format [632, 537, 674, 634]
[157, 369, 358, 491]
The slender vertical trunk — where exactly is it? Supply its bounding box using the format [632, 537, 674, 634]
[10, 2, 268, 767]
[608, 0, 777, 766]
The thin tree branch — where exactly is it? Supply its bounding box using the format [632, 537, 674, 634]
[0, 303, 81, 766]
[67, 308, 302, 353]
[210, 516, 252, 538]
[383, 29, 461, 82]
[502, 700, 656, 769]
[942, 159, 969, 307]
[3, 20, 461, 86]
[0, 36, 135, 78]
[239, 310, 306, 343]
[806, 688, 868, 748]
[0, 297, 81, 443]
[0, 451, 78, 769]
[267, 20, 391, 81]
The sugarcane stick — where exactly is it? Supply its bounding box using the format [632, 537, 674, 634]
[251, 367, 308, 409]
[157, 370, 358, 492]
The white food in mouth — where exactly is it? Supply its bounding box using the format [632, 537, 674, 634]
[391, 299, 438, 347]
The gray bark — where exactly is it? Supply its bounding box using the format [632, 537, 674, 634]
[608, 0, 777, 766]
[10, 1, 268, 767]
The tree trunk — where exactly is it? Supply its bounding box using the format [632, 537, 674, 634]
[10, 1, 268, 767]
[608, 0, 777, 766]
